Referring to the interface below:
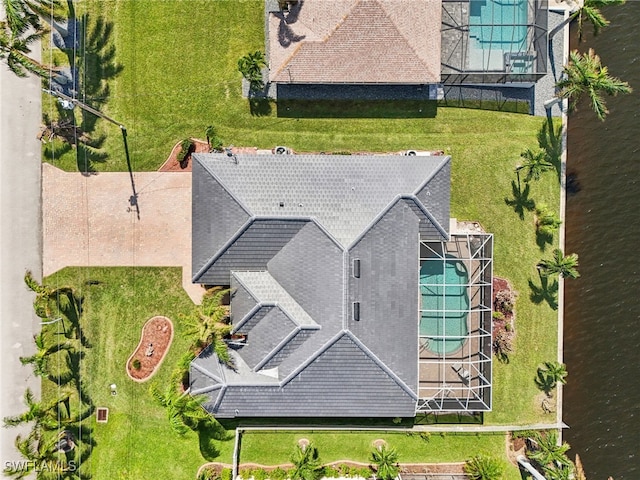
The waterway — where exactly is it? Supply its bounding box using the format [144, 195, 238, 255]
[563, 5, 640, 479]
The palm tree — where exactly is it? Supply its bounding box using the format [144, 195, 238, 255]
[3, 388, 72, 431]
[5, 428, 60, 479]
[516, 148, 554, 182]
[370, 444, 399, 480]
[290, 443, 323, 480]
[571, 0, 625, 42]
[1, 0, 61, 36]
[529, 431, 572, 468]
[180, 287, 232, 363]
[535, 204, 562, 237]
[149, 383, 209, 435]
[238, 50, 266, 86]
[19, 331, 71, 377]
[556, 49, 632, 121]
[537, 249, 580, 279]
[535, 361, 568, 395]
[463, 455, 504, 480]
[543, 463, 575, 480]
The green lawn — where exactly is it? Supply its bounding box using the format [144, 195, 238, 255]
[36, 0, 562, 476]
[240, 431, 521, 479]
[41, 268, 236, 479]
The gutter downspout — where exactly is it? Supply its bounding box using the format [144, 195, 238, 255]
[232, 428, 242, 479]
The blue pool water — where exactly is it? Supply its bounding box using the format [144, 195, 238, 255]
[419, 259, 470, 355]
[469, 0, 527, 49]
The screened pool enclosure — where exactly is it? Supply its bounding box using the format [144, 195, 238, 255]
[417, 232, 493, 412]
[441, 0, 548, 82]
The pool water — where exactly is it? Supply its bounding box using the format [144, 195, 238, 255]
[420, 259, 470, 355]
[467, 0, 530, 71]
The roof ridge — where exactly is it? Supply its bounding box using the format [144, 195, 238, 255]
[374, 0, 438, 79]
[345, 331, 418, 400]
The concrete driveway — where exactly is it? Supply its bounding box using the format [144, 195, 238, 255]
[43, 163, 204, 302]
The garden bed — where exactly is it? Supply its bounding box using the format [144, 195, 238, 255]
[126, 316, 174, 382]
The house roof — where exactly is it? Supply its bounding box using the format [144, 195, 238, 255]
[268, 0, 442, 84]
[191, 153, 451, 417]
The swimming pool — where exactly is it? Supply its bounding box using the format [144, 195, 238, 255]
[420, 258, 470, 355]
[467, 0, 530, 71]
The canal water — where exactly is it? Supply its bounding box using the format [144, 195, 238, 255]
[563, 4, 640, 480]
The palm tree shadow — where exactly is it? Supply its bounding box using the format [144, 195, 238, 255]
[537, 118, 562, 181]
[535, 230, 554, 251]
[529, 275, 559, 310]
[505, 179, 535, 220]
[76, 13, 124, 134]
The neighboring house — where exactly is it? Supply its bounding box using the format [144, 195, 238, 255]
[190, 153, 493, 418]
[268, 0, 441, 85]
[267, 0, 547, 86]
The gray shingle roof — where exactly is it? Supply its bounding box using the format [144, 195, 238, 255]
[191, 153, 451, 417]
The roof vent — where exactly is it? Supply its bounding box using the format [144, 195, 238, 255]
[279, 201, 285, 207]
[274, 146, 291, 155]
[353, 302, 360, 321]
[352, 259, 361, 278]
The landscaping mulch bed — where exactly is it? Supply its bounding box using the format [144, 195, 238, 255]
[158, 139, 210, 172]
[158, 140, 259, 172]
[492, 276, 515, 334]
[126, 316, 174, 382]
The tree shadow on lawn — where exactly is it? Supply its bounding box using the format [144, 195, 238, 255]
[75, 13, 124, 134]
[505, 179, 535, 220]
[528, 275, 559, 310]
[537, 118, 562, 182]
[535, 229, 554, 252]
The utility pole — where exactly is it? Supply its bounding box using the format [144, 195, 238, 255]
[42, 88, 126, 132]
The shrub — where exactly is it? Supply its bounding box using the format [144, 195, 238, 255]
[269, 468, 288, 480]
[464, 455, 504, 480]
[177, 138, 194, 163]
[323, 466, 340, 478]
[221, 468, 233, 480]
[535, 203, 562, 236]
[493, 329, 513, 361]
[492, 311, 504, 320]
[132, 358, 141, 370]
[494, 289, 514, 314]
[253, 469, 267, 480]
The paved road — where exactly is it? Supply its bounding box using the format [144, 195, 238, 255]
[0, 54, 43, 466]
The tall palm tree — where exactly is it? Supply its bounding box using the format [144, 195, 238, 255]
[535, 361, 568, 395]
[370, 444, 400, 480]
[463, 455, 504, 480]
[5, 428, 60, 479]
[570, 0, 625, 42]
[19, 331, 71, 377]
[3, 388, 72, 431]
[537, 249, 580, 279]
[556, 49, 632, 121]
[1, 0, 60, 35]
[516, 148, 554, 182]
[149, 383, 209, 435]
[290, 443, 323, 480]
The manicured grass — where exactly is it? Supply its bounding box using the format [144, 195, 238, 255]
[240, 431, 521, 479]
[41, 267, 236, 478]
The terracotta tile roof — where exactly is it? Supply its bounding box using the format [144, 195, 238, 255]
[269, 0, 441, 84]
